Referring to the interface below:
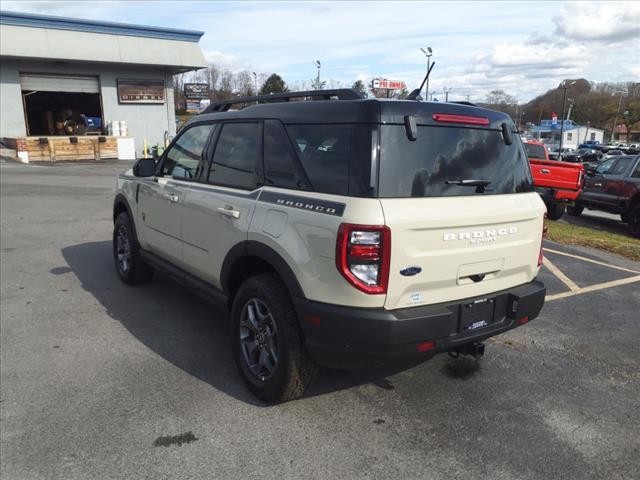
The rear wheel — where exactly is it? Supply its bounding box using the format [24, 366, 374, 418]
[545, 202, 566, 221]
[628, 205, 640, 238]
[566, 205, 583, 217]
[231, 273, 317, 403]
[113, 212, 154, 285]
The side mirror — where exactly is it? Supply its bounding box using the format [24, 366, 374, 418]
[133, 158, 156, 177]
[586, 167, 596, 177]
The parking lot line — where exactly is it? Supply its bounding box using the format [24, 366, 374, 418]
[546, 275, 640, 301]
[543, 247, 640, 274]
[542, 257, 580, 291]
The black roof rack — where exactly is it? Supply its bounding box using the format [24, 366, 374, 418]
[450, 101, 477, 107]
[204, 89, 364, 113]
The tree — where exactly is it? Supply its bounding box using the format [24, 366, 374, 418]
[310, 77, 326, 90]
[352, 80, 366, 96]
[483, 89, 518, 118]
[260, 74, 288, 95]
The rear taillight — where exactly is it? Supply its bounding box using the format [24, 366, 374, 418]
[538, 220, 547, 267]
[336, 224, 391, 294]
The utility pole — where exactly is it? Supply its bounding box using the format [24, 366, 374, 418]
[443, 87, 451, 102]
[252, 72, 258, 95]
[559, 80, 576, 151]
[611, 91, 626, 143]
[465, 94, 470, 102]
[420, 47, 433, 99]
[566, 99, 574, 122]
[314, 60, 321, 90]
[429, 90, 436, 101]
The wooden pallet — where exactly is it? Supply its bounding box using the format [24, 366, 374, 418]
[12, 136, 119, 162]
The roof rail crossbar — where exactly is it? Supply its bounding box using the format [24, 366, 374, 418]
[450, 101, 477, 107]
[204, 89, 364, 113]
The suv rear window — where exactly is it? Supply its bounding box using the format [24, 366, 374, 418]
[378, 125, 534, 197]
[524, 142, 547, 160]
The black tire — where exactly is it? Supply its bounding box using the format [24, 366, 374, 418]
[231, 273, 317, 403]
[545, 202, 566, 221]
[628, 205, 640, 238]
[113, 212, 154, 285]
[566, 205, 583, 217]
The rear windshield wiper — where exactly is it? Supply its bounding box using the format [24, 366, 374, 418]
[444, 179, 491, 193]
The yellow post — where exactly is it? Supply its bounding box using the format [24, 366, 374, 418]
[143, 139, 148, 159]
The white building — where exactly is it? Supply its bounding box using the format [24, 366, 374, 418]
[531, 119, 604, 150]
[0, 11, 207, 161]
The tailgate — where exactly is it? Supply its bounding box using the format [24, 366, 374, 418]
[380, 193, 545, 310]
[530, 159, 583, 191]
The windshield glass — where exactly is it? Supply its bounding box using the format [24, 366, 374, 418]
[378, 125, 534, 197]
[524, 143, 547, 160]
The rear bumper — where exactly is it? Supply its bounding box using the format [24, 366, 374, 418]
[535, 186, 580, 202]
[294, 280, 545, 369]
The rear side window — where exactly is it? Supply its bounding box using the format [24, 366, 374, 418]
[378, 125, 534, 197]
[264, 120, 307, 190]
[208, 123, 261, 190]
[285, 125, 351, 195]
[610, 156, 633, 175]
[524, 143, 547, 160]
[632, 160, 640, 178]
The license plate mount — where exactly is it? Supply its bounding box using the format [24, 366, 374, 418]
[459, 297, 496, 333]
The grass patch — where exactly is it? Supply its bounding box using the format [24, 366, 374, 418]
[546, 220, 640, 261]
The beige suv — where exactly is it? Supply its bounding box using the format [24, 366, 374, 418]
[113, 89, 547, 403]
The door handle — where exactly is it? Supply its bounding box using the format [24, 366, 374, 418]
[217, 206, 240, 219]
[593, 183, 603, 187]
[164, 193, 179, 203]
[539, 169, 551, 174]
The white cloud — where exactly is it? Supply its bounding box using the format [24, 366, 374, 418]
[553, 1, 640, 42]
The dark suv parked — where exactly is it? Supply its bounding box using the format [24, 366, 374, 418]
[568, 155, 640, 237]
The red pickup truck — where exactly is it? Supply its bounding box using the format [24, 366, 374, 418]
[524, 140, 583, 220]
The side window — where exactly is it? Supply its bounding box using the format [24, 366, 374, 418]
[567, 132, 572, 141]
[632, 160, 640, 178]
[208, 123, 261, 190]
[285, 124, 351, 195]
[163, 124, 214, 180]
[610, 156, 633, 175]
[264, 120, 306, 190]
[595, 158, 616, 174]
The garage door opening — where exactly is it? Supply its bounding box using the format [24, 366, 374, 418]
[20, 74, 103, 136]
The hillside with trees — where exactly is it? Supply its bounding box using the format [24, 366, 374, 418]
[479, 80, 640, 137]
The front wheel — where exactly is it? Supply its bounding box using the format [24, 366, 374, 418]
[113, 212, 154, 285]
[231, 273, 317, 403]
[545, 202, 566, 221]
[628, 205, 640, 238]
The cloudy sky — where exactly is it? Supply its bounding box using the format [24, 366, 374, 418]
[2, 1, 639, 102]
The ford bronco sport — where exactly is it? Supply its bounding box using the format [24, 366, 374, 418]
[113, 89, 546, 403]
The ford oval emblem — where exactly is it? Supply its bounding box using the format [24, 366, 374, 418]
[400, 266, 422, 276]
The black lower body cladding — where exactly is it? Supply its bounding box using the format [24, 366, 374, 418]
[294, 280, 545, 369]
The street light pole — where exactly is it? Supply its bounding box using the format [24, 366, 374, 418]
[252, 71, 257, 95]
[314, 60, 321, 90]
[611, 91, 626, 143]
[559, 80, 576, 151]
[420, 47, 433, 100]
[443, 87, 451, 102]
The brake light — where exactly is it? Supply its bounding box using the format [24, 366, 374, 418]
[432, 113, 490, 126]
[336, 224, 391, 294]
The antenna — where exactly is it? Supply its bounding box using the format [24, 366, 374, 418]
[407, 61, 435, 101]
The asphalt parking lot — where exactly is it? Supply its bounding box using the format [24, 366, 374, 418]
[1, 161, 639, 480]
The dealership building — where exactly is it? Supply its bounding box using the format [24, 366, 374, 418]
[530, 119, 604, 150]
[0, 11, 206, 162]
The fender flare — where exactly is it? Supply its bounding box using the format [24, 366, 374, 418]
[113, 193, 139, 242]
[221, 241, 306, 299]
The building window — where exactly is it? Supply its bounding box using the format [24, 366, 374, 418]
[590, 133, 596, 140]
[567, 133, 572, 141]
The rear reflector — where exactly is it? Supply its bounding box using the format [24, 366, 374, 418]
[432, 113, 490, 126]
[517, 316, 530, 325]
[416, 340, 436, 352]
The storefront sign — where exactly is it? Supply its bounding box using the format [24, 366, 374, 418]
[117, 79, 165, 104]
[184, 83, 209, 99]
[372, 79, 406, 90]
[186, 100, 205, 113]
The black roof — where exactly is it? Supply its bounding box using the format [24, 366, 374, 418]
[188, 89, 514, 129]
